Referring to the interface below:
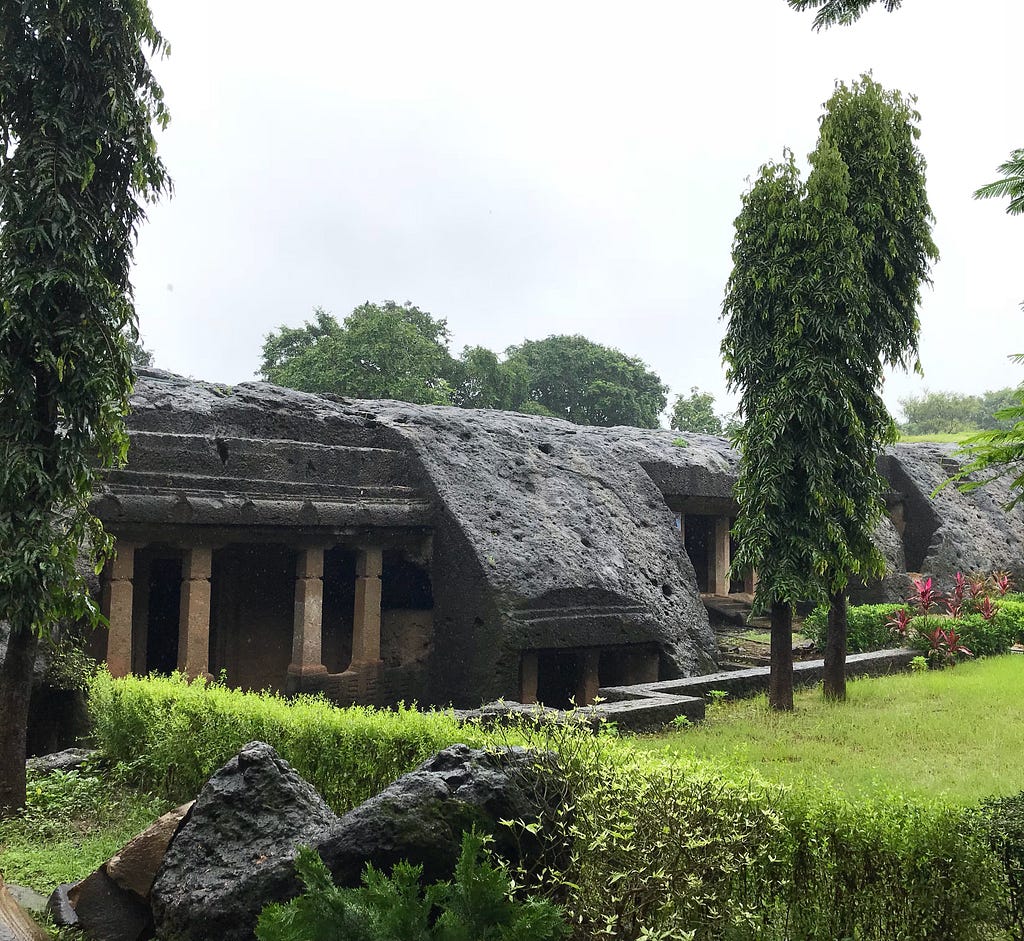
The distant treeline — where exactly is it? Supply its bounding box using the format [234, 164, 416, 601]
[898, 388, 1019, 435]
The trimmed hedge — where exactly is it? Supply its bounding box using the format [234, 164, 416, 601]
[89, 674, 1023, 940]
[88, 671, 477, 811]
[805, 600, 1024, 656]
[803, 603, 903, 652]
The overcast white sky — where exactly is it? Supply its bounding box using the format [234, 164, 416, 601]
[133, 0, 1024, 422]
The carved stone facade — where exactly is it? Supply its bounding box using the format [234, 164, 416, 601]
[90, 372, 1024, 709]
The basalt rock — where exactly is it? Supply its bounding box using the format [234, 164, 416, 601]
[150, 742, 566, 941]
[151, 742, 338, 941]
[316, 743, 567, 888]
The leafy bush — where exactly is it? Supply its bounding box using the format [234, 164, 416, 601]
[803, 603, 903, 652]
[489, 714, 1005, 941]
[994, 599, 1024, 644]
[0, 766, 169, 889]
[975, 791, 1024, 940]
[88, 671, 477, 810]
[907, 614, 1016, 661]
[778, 789, 1002, 941]
[255, 830, 567, 941]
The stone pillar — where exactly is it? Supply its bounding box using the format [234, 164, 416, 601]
[576, 648, 601, 706]
[352, 546, 383, 667]
[710, 516, 731, 596]
[519, 651, 538, 704]
[104, 541, 137, 678]
[177, 547, 212, 679]
[289, 548, 327, 678]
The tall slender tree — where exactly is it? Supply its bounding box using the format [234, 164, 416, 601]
[816, 76, 937, 699]
[0, 1, 170, 812]
[723, 76, 935, 709]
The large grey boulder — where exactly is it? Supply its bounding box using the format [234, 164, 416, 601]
[317, 743, 567, 887]
[151, 742, 339, 941]
[151, 742, 567, 941]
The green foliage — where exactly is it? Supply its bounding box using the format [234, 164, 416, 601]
[0, 0, 170, 636]
[899, 387, 1018, 434]
[954, 376, 1024, 509]
[669, 386, 723, 435]
[723, 74, 935, 636]
[907, 613, 1017, 660]
[975, 791, 1024, 940]
[88, 671, 477, 810]
[975, 148, 1024, 218]
[261, 314, 666, 429]
[804, 603, 903, 652]
[502, 335, 667, 429]
[260, 303, 457, 406]
[0, 766, 168, 890]
[787, 0, 903, 30]
[805, 600, 1021, 655]
[0, 0, 170, 814]
[255, 831, 567, 941]
[450, 345, 530, 412]
[778, 788, 1000, 941]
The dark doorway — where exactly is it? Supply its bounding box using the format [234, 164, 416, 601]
[382, 550, 433, 610]
[536, 649, 580, 708]
[146, 558, 181, 674]
[684, 515, 713, 592]
[323, 547, 356, 673]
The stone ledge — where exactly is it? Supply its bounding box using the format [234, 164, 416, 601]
[601, 647, 918, 702]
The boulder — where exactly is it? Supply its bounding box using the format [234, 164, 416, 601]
[151, 742, 339, 941]
[67, 869, 150, 941]
[317, 743, 567, 887]
[66, 802, 191, 941]
[106, 803, 192, 900]
[46, 884, 78, 928]
[0, 874, 48, 941]
[151, 741, 567, 941]
[25, 747, 96, 776]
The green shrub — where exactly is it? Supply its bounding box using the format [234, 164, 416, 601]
[803, 603, 904, 653]
[489, 715, 1007, 941]
[88, 671, 477, 811]
[777, 789, 1002, 941]
[994, 599, 1024, 644]
[975, 791, 1024, 940]
[256, 830, 567, 941]
[907, 614, 1015, 660]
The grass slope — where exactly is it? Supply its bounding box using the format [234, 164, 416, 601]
[638, 655, 1024, 803]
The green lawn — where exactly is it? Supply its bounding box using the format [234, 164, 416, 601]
[636, 655, 1024, 803]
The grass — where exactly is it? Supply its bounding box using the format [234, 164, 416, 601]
[0, 767, 171, 894]
[898, 431, 973, 443]
[636, 654, 1024, 804]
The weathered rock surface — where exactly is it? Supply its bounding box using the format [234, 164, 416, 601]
[151, 742, 339, 941]
[68, 868, 150, 941]
[151, 741, 567, 941]
[91, 372, 1024, 709]
[98, 372, 723, 705]
[25, 747, 96, 776]
[65, 802, 191, 941]
[317, 743, 567, 887]
[107, 803, 193, 900]
[880, 444, 1024, 587]
[0, 874, 48, 941]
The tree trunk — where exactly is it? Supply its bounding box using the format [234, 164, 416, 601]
[769, 599, 794, 711]
[823, 590, 848, 702]
[0, 627, 38, 815]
